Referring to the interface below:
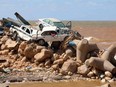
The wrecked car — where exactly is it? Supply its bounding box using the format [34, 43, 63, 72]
[10, 25, 69, 46]
[36, 18, 72, 34]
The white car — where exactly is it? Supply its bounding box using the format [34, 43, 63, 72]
[10, 25, 69, 46]
[36, 18, 72, 34]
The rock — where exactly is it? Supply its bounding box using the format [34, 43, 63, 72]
[24, 43, 37, 58]
[60, 59, 77, 75]
[77, 64, 90, 75]
[5, 39, 18, 50]
[45, 59, 51, 66]
[105, 77, 111, 81]
[0, 36, 9, 44]
[0, 50, 9, 55]
[0, 44, 7, 50]
[62, 54, 69, 61]
[105, 71, 112, 78]
[38, 63, 44, 67]
[36, 45, 44, 52]
[108, 79, 114, 83]
[63, 75, 71, 80]
[53, 59, 64, 65]
[19, 41, 27, 50]
[34, 49, 53, 62]
[65, 47, 75, 57]
[51, 64, 59, 70]
[92, 68, 100, 76]
[24, 43, 44, 58]
[51, 75, 62, 80]
[59, 53, 69, 61]
[52, 53, 60, 61]
[101, 79, 106, 83]
[18, 41, 27, 55]
[87, 71, 94, 77]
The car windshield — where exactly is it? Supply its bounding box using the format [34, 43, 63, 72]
[53, 22, 65, 28]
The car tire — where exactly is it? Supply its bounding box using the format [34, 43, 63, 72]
[38, 39, 46, 46]
[16, 36, 21, 42]
[12, 32, 18, 40]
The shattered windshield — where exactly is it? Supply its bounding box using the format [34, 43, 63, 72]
[53, 22, 65, 28]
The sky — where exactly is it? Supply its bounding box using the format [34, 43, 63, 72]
[0, 0, 116, 20]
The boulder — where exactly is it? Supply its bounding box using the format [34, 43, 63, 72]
[18, 41, 27, 51]
[77, 64, 90, 75]
[24, 43, 36, 58]
[0, 36, 9, 44]
[60, 59, 77, 75]
[18, 41, 28, 55]
[5, 39, 18, 50]
[34, 49, 53, 62]
[24, 43, 43, 58]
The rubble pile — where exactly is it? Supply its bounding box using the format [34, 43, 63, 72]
[0, 34, 116, 83]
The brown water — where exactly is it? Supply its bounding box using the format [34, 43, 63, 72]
[10, 81, 116, 87]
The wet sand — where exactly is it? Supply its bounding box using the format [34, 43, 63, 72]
[10, 81, 116, 87]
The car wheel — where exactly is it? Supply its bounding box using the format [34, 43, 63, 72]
[38, 39, 45, 46]
[16, 36, 21, 42]
[12, 32, 18, 40]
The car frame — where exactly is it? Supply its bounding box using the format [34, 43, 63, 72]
[36, 18, 72, 34]
[10, 25, 69, 45]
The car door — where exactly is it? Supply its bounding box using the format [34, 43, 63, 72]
[66, 21, 72, 29]
[20, 27, 32, 40]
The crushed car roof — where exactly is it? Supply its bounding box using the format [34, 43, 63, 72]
[39, 18, 61, 22]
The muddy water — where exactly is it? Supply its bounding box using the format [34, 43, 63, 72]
[10, 81, 116, 87]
